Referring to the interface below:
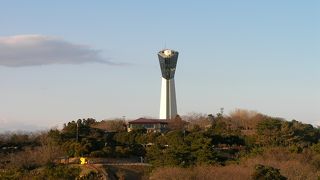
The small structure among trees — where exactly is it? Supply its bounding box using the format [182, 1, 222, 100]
[127, 118, 168, 133]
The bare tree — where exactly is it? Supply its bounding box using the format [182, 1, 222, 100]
[92, 119, 127, 132]
[183, 113, 212, 130]
[168, 115, 188, 131]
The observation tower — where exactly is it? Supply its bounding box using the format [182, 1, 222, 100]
[158, 49, 179, 119]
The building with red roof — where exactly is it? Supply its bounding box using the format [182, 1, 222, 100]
[127, 118, 168, 133]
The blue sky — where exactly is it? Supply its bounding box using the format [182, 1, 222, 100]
[0, 1, 319, 131]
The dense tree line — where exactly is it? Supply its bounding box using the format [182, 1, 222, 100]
[1, 110, 320, 179]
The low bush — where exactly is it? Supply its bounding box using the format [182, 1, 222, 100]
[252, 164, 287, 180]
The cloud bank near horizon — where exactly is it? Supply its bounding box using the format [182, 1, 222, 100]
[0, 117, 47, 133]
[0, 35, 119, 67]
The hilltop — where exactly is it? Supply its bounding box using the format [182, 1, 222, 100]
[1, 109, 320, 179]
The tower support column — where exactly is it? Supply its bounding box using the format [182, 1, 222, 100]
[160, 77, 177, 119]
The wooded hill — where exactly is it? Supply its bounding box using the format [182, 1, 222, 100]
[1, 109, 320, 179]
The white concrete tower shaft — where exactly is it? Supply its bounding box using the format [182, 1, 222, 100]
[158, 49, 179, 119]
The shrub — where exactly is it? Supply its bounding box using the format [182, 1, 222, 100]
[311, 143, 320, 154]
[0, 169, 24, 180]
[289, 145, 302, 153]
[42, 164, 80, 179]
[102, 146, 113, 156]
[115, 146, 130, 157]
[150, 165, 252, 180]
[78, 170, 102, 180]
[90, 150, 105, 157]
[311, 154, 320, 169]
[252, 164, 287, 180]
[249, 147, 264, 156]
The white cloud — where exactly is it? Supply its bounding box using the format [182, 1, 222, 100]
[0, 34, 119, 67]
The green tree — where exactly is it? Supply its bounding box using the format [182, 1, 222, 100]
[186, 132, 217, 164]
[256, 118, 283, 146]
[147, 131, 193, 167]
[280, 120, 319, 147]
[146, 144, 165, 166]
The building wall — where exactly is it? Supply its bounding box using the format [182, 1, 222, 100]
[127, 123, 167, 133]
